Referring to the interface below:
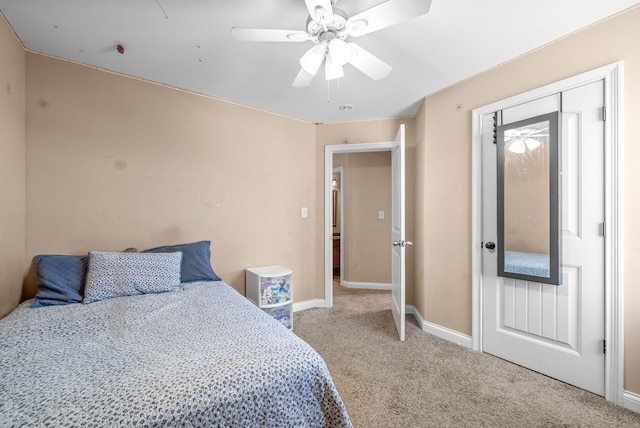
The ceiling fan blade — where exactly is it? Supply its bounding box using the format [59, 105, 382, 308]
[293, 68, 316, 87]
[347, 43, 392, 81]
[529, 128, 549, 135]
[231, 28, 310, 42]
[304, 0, 334, 26]
[346, 0, 432, 37]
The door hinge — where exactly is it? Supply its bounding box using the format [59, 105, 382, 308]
[600, 222, 606, 238]
[602, 106, 607, 121]
[603, 339, 607, 355]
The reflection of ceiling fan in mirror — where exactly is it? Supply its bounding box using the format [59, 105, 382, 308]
[505, 127, 550, 153]
[230, 0, 433, 87]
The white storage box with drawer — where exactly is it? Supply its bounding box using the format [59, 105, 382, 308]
[246, 265, 293, 329]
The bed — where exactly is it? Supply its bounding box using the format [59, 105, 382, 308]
[504, 250, 550, 278]
[0, 242, 351, 427]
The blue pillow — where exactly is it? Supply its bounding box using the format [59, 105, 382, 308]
[32, 255, 88, 308]
[143, 241, 221, 283]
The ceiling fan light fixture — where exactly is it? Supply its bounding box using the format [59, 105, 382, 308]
[328, 38, 351, 66]
[508, 140, 526, 154]
[300, 43, 326, 75]
[325, 55, 344, 80]
[524, 137, 541, 151]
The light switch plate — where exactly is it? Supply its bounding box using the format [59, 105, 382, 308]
[301, 207, 308, 218]
[378, 210, 385, 219]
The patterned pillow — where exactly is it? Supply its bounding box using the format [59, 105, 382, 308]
[83, 251, 183, 304]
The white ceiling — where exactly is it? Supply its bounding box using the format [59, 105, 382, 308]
[1, 0, 638, 123]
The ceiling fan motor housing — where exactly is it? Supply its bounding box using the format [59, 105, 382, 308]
[306, 7, 348, 41]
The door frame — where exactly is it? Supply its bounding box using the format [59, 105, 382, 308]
[332, 166, 345, 285]
[471, 62, 624, 404]
[325, 142, 393, 308]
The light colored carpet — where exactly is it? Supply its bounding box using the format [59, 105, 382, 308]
[293, 283, 640, 427]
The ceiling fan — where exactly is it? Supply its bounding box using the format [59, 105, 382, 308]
[230, 0, 433, 87]
[505, 127, 549, 153]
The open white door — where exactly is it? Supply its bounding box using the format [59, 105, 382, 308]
[325, 127, 408, 341]
[391, 125, 407, 341]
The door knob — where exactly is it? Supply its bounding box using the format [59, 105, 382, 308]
[485, 242, 496, 250]
[393, 240, 413, 247]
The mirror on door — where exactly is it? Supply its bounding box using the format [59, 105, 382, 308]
[496, 111, 562, 285]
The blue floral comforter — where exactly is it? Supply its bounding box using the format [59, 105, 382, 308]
[0, 281, 351, 427]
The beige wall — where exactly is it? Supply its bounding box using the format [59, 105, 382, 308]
[417, 5, 640, 394]
[0, 16, 26, 318]
[334, 152, 391, 284]
[316, 119, 416, 304]
[24, 53, 320, 302]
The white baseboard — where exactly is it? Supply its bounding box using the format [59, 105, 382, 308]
[293, 299, 327, 312]
[623, 390, 640, 414]
[341, 281, 391, 291]
[407, 305, 473, 348]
